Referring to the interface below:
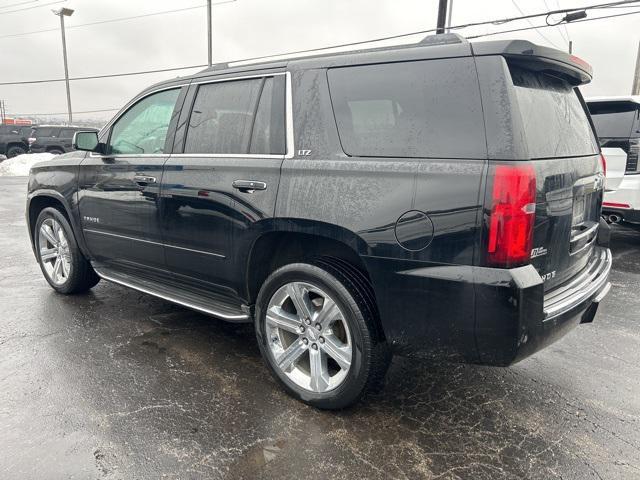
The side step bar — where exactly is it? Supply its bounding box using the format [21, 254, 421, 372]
[94, 267, 250, 322]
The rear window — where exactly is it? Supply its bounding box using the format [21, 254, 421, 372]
[509, 66, 598, 158]
[327, 58, 486, 158]
[587, 102, 638, 139]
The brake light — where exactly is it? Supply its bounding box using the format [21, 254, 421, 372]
[486, 164, 536, 268]
[599, 152, 607, 177]
[603, 202, 631, 209]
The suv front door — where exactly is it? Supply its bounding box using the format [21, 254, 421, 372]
[161, 73, 288, 297]
[78, 87, 185, 272]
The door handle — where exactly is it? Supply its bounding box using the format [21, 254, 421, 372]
[133, 175, 157, 185]
[232, 180, 267, 193]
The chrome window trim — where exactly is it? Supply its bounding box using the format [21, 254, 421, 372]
[92, 71, 294, 160]
[84, 228, 225, 258]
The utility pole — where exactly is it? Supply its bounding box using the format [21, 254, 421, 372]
[0, 100, 5, 124]
[633, 40, 640, 96]
[53, 8, 74, 124]
[436, 0, 448, 34]
[207, 0, 213, 67]
[445, 0, 454, 33]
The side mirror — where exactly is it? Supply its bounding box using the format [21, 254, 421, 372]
[72, 131, 104, 153]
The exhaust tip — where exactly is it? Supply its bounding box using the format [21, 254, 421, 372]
[607, 214, 622, 224]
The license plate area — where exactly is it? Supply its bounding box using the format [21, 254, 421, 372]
[572, 194, 586, 227]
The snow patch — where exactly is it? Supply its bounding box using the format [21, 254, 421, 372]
[0, 153, 56, 177]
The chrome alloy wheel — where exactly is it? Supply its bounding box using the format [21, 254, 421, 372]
[38, 218, 71, 285]
[265, 281, 353, 393]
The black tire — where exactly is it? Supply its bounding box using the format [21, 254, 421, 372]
[48, 148, 65, 155]
[6, 145, 26, 158]
[255, 261, 391, 409]
[34, 207, 100, 294]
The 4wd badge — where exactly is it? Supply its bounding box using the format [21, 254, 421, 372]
[531, 246, 547, 259]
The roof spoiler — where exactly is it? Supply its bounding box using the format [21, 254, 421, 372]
[471, 39, 592, 86]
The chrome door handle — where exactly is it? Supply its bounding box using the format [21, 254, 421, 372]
[232, 180, 267, 192]
[133, 175, 157, 185]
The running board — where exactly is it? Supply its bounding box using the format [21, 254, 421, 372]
[94, 267, 250, 322]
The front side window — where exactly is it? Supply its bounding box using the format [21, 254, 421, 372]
[109, 88, 180, 155]
[60, 128, 75, 138]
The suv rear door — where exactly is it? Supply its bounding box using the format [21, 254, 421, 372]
[161, 72, 287, 297]
[477, 55, 603, 292]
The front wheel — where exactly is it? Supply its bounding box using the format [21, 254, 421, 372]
[6, 145, 26, 158]
[255, 262, 390, 409]
[35, 207, 100, 294]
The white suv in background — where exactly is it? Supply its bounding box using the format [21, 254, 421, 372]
[587, 96, 640, 224]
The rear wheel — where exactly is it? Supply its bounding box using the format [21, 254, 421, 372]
[255, 262, 390, 409]
[6, 145, 26, 158]
[35, 207, 99, 294]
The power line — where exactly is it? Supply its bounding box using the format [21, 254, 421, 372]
[0, 0, 66, 16]
[1, 0, 638, 87]
[224, 0, 640, 65]
[467, 9, 640, 39]
[511, 0, 561, 48]
[7, 108, 120, 116]
[0, 63, 207, 86]
[0, 0, 39, 11]
[0, 0, 236, 39]
[545, 0, 570, 44]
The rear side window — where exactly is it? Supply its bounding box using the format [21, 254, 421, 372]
[35, 128, 52, 137]
[509, 66, 598, 158]
[185, 79, 261, 154]
[249, 76, 286, 155]
[60, 128, 75, 138]
[327, 58, 486, 158]
[588, 102, 638, 139]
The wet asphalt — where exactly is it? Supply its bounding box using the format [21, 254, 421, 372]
[1, 175, 639, 480]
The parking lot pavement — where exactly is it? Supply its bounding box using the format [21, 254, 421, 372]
[1, 176, 639, 480]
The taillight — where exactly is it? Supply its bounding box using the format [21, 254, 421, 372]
[486, 164, 536, 268]
[628, 138, 639, 173]
[599, 152, 607, 177]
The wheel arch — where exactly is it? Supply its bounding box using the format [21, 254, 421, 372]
[27, 192, 89, 260]
[243, 221, 373, 306]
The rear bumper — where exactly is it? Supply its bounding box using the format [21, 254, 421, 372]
[364, 246, 612, 365]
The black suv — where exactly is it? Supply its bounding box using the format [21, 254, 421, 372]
[26, 35, 612, 409]
[29, 125, 99, 155]
[0, 124, 33, 158]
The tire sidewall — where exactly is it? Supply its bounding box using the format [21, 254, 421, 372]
[7, 146, 25, 158]
[255, 263, 371, 409]
[35, 207, 81, 293]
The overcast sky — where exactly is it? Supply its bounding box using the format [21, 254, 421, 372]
[0, 0, 638, 124]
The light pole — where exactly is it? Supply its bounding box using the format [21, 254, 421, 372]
[206, 0, 237, 68]
[53, 7, 74, 124]
[207, 0, 212, 67]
